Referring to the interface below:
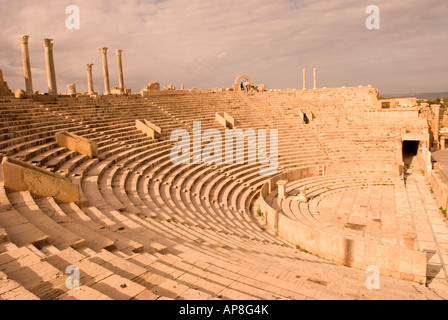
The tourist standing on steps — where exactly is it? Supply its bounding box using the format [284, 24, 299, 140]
[244, 80, 249, 96]
[240, 81, 244, 91]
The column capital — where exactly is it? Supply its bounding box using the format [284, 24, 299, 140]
[99, 47, 108, 54]
[43, 38, 53, 47]
[116, 49, 123, 55]
[86, 63, 94, 71]
[20, 35, 30, 44]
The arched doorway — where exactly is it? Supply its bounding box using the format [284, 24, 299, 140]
[233, 75, 253, 91]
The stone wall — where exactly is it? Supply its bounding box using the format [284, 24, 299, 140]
[0, 69, 13, 97]
[55, 131, 98, 158]
[428, 169, 448, 211]
[260, 86, 381, 108]
[1, 157, 80, 203]
[259, 162, 427, 283]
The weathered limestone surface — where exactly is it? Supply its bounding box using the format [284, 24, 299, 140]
[276, 180, 288, 199]
[260, 163, 428, 284]
[141, 82, 160, 97]
[55, 131, 98, 158]
[233, 75, 253, 91]
[223, 112, 235, 128]
[164, 84, 175, 91]
[390, 98, 417, 107]
[43, 38, 57, 95]
[67, 84, 76, 95]
[1, 157, 80, 203]
[0, 69, 13, 97]
[116, 49, 125, 95]
[86, 64, 95, 95]
[302, 68, 306, 89]
[19, 35, 33, 95]
[111, 86, 130, 95]
[14, 89, 26, 99]
[99, 47, 111, 95]
[215, 112, 235, 129]
[135, 119, 162, 140]
[256, 84, 267, 92]
[428, 169, 448, 210]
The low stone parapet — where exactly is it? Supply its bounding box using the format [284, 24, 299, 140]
[428, 170, 448, 210]
[215, 112, 235, 129]
[223, 112, 235, 128]
[259, 162, 427, 283]
[135, 119, 162, 140]
[56, 131, 98, 158]
[1, 156, 80, 204]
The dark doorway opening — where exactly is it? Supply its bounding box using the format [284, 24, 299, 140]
[402, 140, 419, 157]
[402, 140, 420, 174]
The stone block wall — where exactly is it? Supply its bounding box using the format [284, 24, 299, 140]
[259, 162, 427, 283]
[0, 69, 13, 97]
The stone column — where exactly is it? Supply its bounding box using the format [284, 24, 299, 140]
[277, 180, 288, 199]
[298, 186, 308, 203]
[20, 35, 33, 95]
[313, 68, 317, 89]
[43, 38, 57, 95]
[86, 64, 94, 94]
[432, 104, 441, 150]
[67, 84, 76, 96]
[302, 68, 306, 90]
[116, 49, 125, 95]
[99, 47, 111, 95]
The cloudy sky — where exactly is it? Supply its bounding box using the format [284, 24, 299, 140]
[0, 0, 447, 95]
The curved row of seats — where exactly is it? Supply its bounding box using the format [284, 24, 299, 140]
[0, 94, 441, 300]
[264, 172, 413, 246]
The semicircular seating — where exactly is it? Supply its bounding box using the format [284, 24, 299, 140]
[0, 92, 441, 300]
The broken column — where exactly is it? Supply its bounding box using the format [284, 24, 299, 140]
[99, 47, 111, 95]
[20, 35, 33, 95]
[298, 186, 308, 202]
[67, 84, 76, 96]
[43, 38, 57, 95]
[432, 104, 441, 151]
[277, 180, 288, 199]
[313, 68, 317, 89]
[116, 49, 125, 95]
[302, 68, 306, 89]
[86, 64, 95, 95]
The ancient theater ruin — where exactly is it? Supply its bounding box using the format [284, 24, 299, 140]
[0, 36, 447, 300]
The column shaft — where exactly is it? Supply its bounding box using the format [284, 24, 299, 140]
[86, 64, 94, 94]
[20, 35, 33, 95]
[433, 104, 441, 150]
[302, 69, 306, 90]
[116, 49, 125, 95]
[43, 39, 57, 95]
[313, 68, 317, 89]
[99, 47, 111, 95]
